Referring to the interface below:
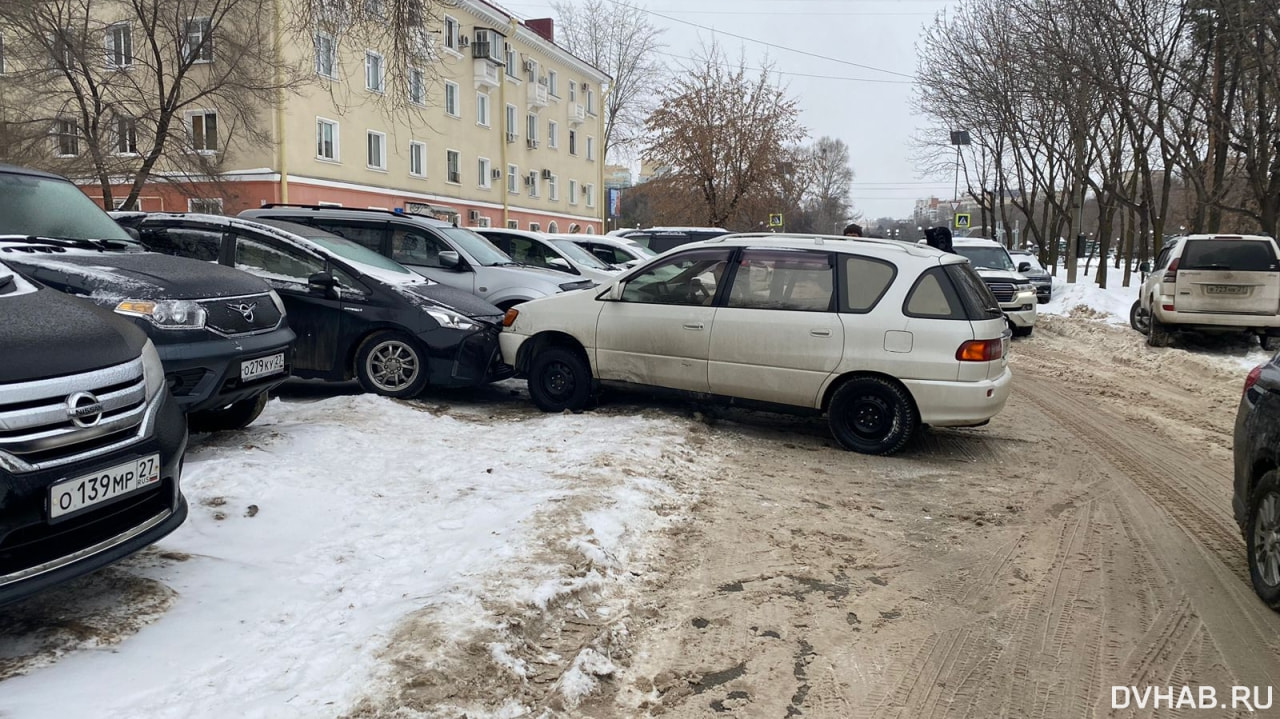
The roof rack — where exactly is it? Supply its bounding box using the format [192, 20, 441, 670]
[258, 203, 414, 218]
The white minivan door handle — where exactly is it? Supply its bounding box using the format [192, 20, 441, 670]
[683, 323, 704, 331]
[810, 328, 832, 337]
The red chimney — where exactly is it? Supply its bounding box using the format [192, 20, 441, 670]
[526, 18, 554, 43]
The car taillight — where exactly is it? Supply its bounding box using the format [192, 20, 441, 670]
[1162, 257, 1179, 283]
[1245, 363, 1265, 396]
[502, 308, 519, 327]
[957, 338, 1004, 362]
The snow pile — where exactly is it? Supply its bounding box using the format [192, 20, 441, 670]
[0, 395, 709, 718]
[1040, 271, 1138, 325]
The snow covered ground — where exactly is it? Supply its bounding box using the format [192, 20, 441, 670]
[0, 391, 713, 718]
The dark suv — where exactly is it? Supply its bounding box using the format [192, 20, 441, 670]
[240, 205, 593, 309]
[1, 261, 188, 606]
[615, 227, 731, 254]
[0, 165, 295, 431]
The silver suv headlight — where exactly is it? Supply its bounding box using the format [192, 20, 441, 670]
[116, 299, 207, 329]
[140, 339, 166, 400]
[425, 307, 479, 331]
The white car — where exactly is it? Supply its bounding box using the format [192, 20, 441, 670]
[951, 237, 1038, 336]
[559, 233, 657, 268]
[499, 233, 1013, 455]
[473, 227, 621, 284]
[1131, 233, 1280, 349]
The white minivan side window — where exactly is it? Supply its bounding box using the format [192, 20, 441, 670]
[619, 249, 731, 306]
[725, 250, 835, 312]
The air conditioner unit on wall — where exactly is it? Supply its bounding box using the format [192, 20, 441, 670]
[491, 168, 502, 180]
[540, 168, 552, 180]
[581, 82, 589, 91]
[459, 36, 470, 47]
[526, 138, 539, 149]
[468, 210, 479, 220]
[523, 58, 535, 71]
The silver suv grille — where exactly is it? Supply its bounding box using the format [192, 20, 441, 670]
[984, 281, 1015, 303]
[0, 358, 147, 468]
[199, 293, 284, 336]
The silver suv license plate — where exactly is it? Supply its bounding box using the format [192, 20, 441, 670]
[1205, 285, 1248, 295]
[50, 454, 161, 519]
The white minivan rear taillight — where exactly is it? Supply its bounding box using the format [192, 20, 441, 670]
[956, 338, 1004, 362]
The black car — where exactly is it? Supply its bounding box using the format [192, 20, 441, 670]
[1008, 249, 1053, 303]
[1234, 357, 1280, 608]
[0, 165, 295, 431]
[113, 212, 512, 397]
[1, 261, 188, 606]
[615, 227, 732, 254]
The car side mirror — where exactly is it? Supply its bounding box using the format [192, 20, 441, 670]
[1017, 261, 1032, 273]
[122, 226, 142, 242]
[1139, 261, 1152, 273]
[438, 250, 461, 269]
[596, 282, 623, 301]
[308, 271, 339, 299]
[547, 257, 572, 272]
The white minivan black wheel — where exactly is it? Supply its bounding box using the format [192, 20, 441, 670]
[356, 331, 429, 398]
[1247, 470, 1280, 610]
[528, 346, 592, 412]
[828, 377, 918, 455]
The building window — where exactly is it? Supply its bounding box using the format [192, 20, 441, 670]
[585, 184, 595, 208]
[475, 216, 491, 228]
[586, 87, 595, 114]
[53, 118, 79, 156]
[548, 221, 559, 233]
[505, 104, 517, 142]
[408, 141, 425, 177]
[0, 35, 6, 74]
[548, 121, 558, 148]
[445, 81, 459, 116]
[444, 16, 459, 51]
[316, 117, 339, 160]
[586, 136, 595, 161]
[568, 129, 577, 155]
[548, 174, 559, 201]
[505, 44, 517, 77]
[49, 29, 74, 69]
[365, 51, 384, 93]
[569, 179, 578, 205]
[114, 115, 137, 154]
[548, 70, 558, 97]
[477, 92, 490, 127]
[528, 172, 539, 198]
[366, 130, 386, 169]
[188, 111, 218, 152]
[569, 79, 576, 102]
[527, 114, 538, 143]
[189, 198, 224, 214]
[478, 157, 491, 188]
[106, 23, 132, 68]
[507, 164, 518, 194]
[408, 67, 425, 105]
[529, 222, 541, 232]
[183, 17, 212, 63]
[364, 0, 386, 18]
[446, 149, 460, 184]
[315, 32, 337, 78]
[507, 219, 518, 229]
[525, 58, 538, 82]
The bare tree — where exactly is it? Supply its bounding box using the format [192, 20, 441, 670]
[550, 0, 665, 163]
[805, 136, 856, 232]
[0, 0, 304, 209]
[643, 44, 805, 228]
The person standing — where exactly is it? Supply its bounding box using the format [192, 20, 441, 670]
[924, 226, 955, 253]
[843, 223, 863, 238]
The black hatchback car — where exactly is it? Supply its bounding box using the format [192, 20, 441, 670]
[1233, 357, 1280, 608]
[0, 165, 294, 432]
[113, 213, 512, 397]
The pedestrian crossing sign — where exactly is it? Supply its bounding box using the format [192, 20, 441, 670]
[954, 213, 971, 230]
[768, 213, 784, 228]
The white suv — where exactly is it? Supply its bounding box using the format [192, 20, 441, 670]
[950, 237, 1038, 337]
[1131, 234, 1280, 349]
[499, 234, 1013, 455]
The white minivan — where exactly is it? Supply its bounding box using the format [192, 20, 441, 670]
[499, 234, 1013, 454]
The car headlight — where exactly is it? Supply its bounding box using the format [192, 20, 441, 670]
[425, 307, 480, 331]
[1014, 283, 1034, 293]
[116, 299, 207, 329]
[268, 289, 287, 317]
[140, 339, 165, 400]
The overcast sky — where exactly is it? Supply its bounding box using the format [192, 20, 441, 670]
[499, 0, 959, 222]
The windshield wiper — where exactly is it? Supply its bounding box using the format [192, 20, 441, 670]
[0, 234, 137, 251]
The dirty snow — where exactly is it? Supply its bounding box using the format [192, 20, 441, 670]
[0, 394, 705, 718]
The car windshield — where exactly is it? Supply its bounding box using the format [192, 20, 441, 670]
[625, 242, 657, 258]
[0, 173, 138, 243]
[954, 246, 1015, 271]
[437, 226, 513, 266]
[304, 234, 415, 275]
[550, 239, 611, 269]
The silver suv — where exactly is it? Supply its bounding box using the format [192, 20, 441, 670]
[1131, 234, 1280, 349]
[240, 206, 594, 309]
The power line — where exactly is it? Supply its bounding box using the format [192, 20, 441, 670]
[652, 49, 915, 84]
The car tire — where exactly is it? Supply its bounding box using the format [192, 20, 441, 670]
[827, 377, 918, 455]
[1129, 300, 1151, 335]
[1037, 297, 1050, 305]
[1012, 325, 1034, 338]
[528, 346, 593, 412]
[1247, 470, 1280, 609]
[1147, 313, 1173, 347]
[1261, 335, 1280, 353]
[356, 331, 429, 398]
[188, 392, 269, 433]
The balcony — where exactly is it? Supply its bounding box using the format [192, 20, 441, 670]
[474, 59, 499, 89]
[569, 103, 586, 126]
[529, 82, 549, 108]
